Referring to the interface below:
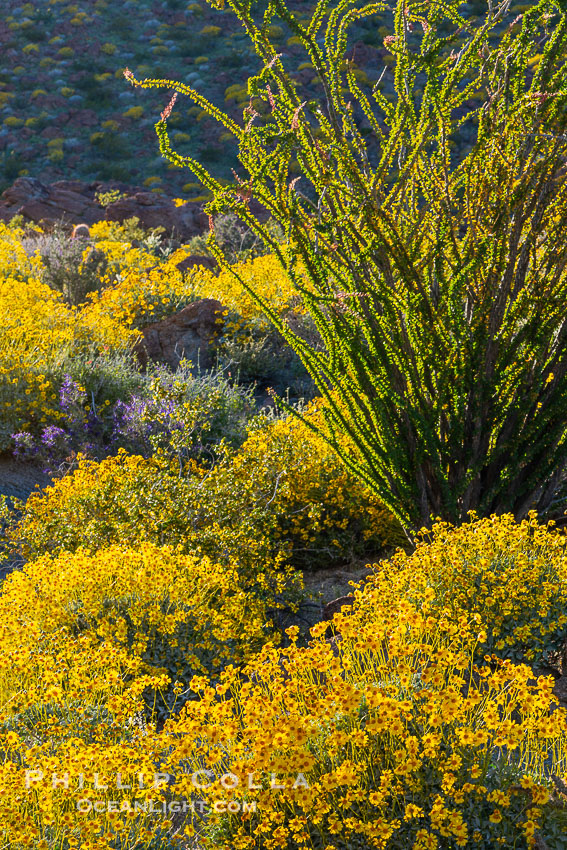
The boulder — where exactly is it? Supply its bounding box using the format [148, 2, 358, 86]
[553, 675, 567, 708]
[105, 191, 200, 240]
[323, 594, 355, 621]
[134, 298, 226, 370]
[0, 176, 105, 228]
[175, 254, 217, 274]
[0, 177, 204, 239]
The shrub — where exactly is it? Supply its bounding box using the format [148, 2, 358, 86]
[127, 0, 567, 536]
[94, 188, 126, 208]
[80, 247, 197, 330]
[186, 215, 284, 267]
[0, 228, 72, 448]
[21, 221, 109, 307]
[11, 359, 255, 471]
[47, 148, 64, 163]
[267, 24, 284, 39]
[160, 564, 567, 850]
[110, 361, 255, 460]
[214, 307, 317, 395]
[2, 451, 194, 559]
[0, 542, 285, 714]
[11, 353, 146, 469]
[101, 118, 120, 132]
[358, 512, 567, 671]
[0, 541, 300, 846]
[199, 25, 221, 37]
[197, 405, 407, 569]
[225, 83, 246, 101]
[123, 104, 144, 118]
[5, 406, 405, 570]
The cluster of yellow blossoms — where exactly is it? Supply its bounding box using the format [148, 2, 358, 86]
[4, 407, 404, 570]
[0, 218, 301, 449]
[357, 512, 567, 667]
[161, 595, 566, 850]
[1, 515, 567, 848]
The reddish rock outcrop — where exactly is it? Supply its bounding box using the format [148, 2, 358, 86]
[0, 177, 205, 240]
[0, 176, 129, 228]
[323, 594, 355, 621]
[104, 191, 199, 240]
[175, 254, 217, 274]
[134, 298, 226, 370]
[0, 177, 97, 226]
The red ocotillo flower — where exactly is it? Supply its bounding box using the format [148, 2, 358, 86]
[161, 92, 178, 122]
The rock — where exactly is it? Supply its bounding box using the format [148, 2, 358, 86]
[0, 176, 98, 228]
[175, 255, 217, 274]
[321, 594, 356, 641]
[105, 192, 201, 240]
[134, 298, 226, 370]
[0, 176, 265, 241]
[0, 176, 205, 239]
[0, 176, 48, 207]
[552, 675, 567, 706]
[323, 594, 355, 621]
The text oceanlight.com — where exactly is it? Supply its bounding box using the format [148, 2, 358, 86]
[75, 798, 258, 814]
[25, 770, 311, 812]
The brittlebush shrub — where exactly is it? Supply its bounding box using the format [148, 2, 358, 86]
[357, 513, 567, 670]
[194, 253, 298, 320]
[4, 408, 404, 570]
[2, 451, 187, 559]
[201, 407, 406, 568]
[159, 570, 567, 850]
[0, 542, 294, 848]
[2, 518, 567, 848]
[0, 272, 71, 448]
[80, 243, 298, 337]
[0, 543, 282, 722]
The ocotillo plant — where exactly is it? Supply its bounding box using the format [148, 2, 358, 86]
[125, 0, 567, 535]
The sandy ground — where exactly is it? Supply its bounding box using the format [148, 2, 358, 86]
[0, 457, 52, 577]
[0, 455, 52, 503]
